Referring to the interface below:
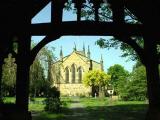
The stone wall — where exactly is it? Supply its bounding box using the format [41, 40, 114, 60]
[58, 83, 91, 96]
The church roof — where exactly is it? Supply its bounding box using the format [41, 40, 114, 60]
[53, 50, 100, 65]
[75, 51, 85, 56]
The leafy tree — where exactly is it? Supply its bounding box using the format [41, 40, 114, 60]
[83, 70, 110, 97]
[65, 0, 138, 23]
[107, 64, 129, 95]
[30, 58, 46, 97]
[129, 65, 147, 100]
[2, 54, 16, 96]
[96, 37, 144, 61]
[29, 43, 56, 97]
[120, 65, 147, 101]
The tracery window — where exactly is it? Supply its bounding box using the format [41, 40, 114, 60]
[78, 67, 82, 83]
[71, 64, 76, 83]
[65, 67, 69, 83]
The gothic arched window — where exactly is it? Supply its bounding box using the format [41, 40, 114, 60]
[78, 67, 82, 83]
[65, 67, 69, 83]
[71, 64, 76, 83]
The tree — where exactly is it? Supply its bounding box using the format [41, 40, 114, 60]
[107, 64, 129, 95]
[96, 37, 144, 61]
[29, 58, 46, 97]
[2, 54, 16, 96]
[118, 64, 147, 101]
[29, 43, 56, 97]
[83, 70, 110, 97]
[127, 65, 147, 100]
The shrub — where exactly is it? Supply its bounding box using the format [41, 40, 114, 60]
[44, 87, 62, 113]
[45, 97, 62, 113]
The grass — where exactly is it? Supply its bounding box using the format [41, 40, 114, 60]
[29, 97, 46, 112]
[3, 97, 16, 103]
[31, 97, 72, 120]
[60, 97, 72, 107]
[81, 97, 148, 120]
[80, 97, 109, 107]
[3, 97, 148, 120]
[32, 112, 64, 120]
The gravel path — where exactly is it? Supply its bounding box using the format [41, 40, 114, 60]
[64, 97, 89, 120]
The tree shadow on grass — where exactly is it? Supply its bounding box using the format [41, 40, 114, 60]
[32, 104, 148, 120]
[85, 104, 148, 120]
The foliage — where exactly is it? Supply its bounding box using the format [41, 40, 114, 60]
[83, 70, 110, 87]
[2, 54, 16, 97]
[83, 70, 110, 97]
[30, 58, 46, 97]
[96, 37, 144, 61]
[44, 87, 62, 113]
[65, 0, 138, 23]
[45, 97, 62, 113]
[107, 64, 129, 95]
[120, 65, 147, 101]
[30, 43, 56, 97]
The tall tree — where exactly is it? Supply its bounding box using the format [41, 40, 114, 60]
[30, 58, 46, 97]
[2, 54, 16, 96]
[107, 64, 129, 95]
[118, 63, 147, 101]
[30, 43, 56, 97]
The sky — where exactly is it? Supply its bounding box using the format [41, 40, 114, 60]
[31, 2, 136, 72]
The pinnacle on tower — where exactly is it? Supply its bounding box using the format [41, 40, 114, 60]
[100, 54, 104, 71]
[73, 42, 77, 51]
[60, 46, 63, 61]
[87, 45, 90, 59]
[83, 42, 85, 55]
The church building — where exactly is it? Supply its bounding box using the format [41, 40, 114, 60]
[51, 44, 103, 96]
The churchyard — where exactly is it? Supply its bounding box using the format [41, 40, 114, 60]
[3, 97, 148, 120]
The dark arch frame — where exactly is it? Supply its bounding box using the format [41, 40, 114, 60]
[0, 0, 159, 120]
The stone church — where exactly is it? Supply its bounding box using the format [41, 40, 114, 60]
[51, 44, 103, 96]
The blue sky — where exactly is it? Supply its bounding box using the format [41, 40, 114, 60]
[31, 2, 136, 72]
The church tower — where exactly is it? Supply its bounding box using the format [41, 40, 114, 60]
[100, 54, 104, 71]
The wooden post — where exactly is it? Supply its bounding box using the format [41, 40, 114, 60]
[143, 36, 160, 120]
[73, 0, 85, 22]
[109, 0, 124, 24]
[52, 0, 66, 24]
[91, 0, 103, 22]
[16, 35, 31, 112]
[0, 60, 3, 99]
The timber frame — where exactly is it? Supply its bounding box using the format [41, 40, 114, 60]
[0, 0, 159, 120]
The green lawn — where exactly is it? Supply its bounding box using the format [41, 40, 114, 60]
[31, 97, 72, 120]
[80, 97, 148, 120]
[3, 97, 148, 120]
[3, 97, 16, 103]
[32, 112, 64, 120]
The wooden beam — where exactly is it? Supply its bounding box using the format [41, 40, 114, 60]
[31, 21, 143, 36]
